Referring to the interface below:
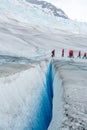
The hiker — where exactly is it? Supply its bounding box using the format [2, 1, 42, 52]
[51, 50, 55, 57]
[77, 51, 81, 58]
[62, 49, 64, 57]
[82, 52, 87, 59]
[69, 50, 74, 58]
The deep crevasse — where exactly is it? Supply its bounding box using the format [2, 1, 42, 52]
[0, 60, 64, 130]
[25, 61, 54, 130]
[30, 60, 64, 130]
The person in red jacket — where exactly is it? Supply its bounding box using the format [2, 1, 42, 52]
[62, 49, 64, 57]
[69, 50, 74, 58]
[77, 51, 81, 58]
[51, 50, 55, 57]
[82, 52, 87, 59]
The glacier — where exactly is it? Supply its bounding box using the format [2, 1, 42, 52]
[0, 0, 87, 130]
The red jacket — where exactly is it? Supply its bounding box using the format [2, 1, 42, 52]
[62, 49, 64, 54]
[69, 50, 73, 56]
[84, 53, 86, 57]
[78, 51, 81, 55]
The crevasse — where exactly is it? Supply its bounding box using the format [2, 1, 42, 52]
[24, 61, 54, 130]
[25, 61, 63, 130]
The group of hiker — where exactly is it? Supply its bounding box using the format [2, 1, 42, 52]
[51, 49, 87, 59]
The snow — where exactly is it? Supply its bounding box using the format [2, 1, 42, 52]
[0, 0, 87, 129]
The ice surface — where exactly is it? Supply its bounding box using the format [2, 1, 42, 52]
[51, 59, 87, 129]
[0, 0, 87, 129]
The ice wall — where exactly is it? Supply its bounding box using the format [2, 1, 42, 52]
[48, 62, 64, 129]
[0, 60, 54, 130]
[22, 61, 54, 130]
[29, 61, 54, 130]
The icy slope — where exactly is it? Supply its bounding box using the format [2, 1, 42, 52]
[0, 0, 87, 34]
[0, 21, 87, 58]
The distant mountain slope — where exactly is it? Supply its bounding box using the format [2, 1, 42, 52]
[0, 0, 87, 35]
[26, 0, 68, 19]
